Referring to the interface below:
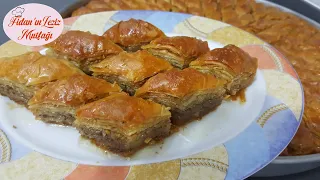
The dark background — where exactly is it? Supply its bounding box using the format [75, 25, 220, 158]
[0, 0, 319, 179]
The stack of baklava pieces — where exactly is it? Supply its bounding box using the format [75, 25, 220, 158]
[0, 19, 257, 156]
[71, 0, 320, 156]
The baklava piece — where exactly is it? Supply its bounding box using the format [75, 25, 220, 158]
[190, 44, 258, 95]
[0, 52, 83, 106]
[74, 92, 171, 156]
[28, 74, 121, 125]
[90, 50, 172, 95]
[46, 30, 123, 73]
[142, 36, 210, 69]
[135, 68, 226, 125]
[103, 18, 165, 52]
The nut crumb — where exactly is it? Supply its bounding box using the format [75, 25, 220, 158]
[144, 138, 152, 143]
[13, 125, 17, 129]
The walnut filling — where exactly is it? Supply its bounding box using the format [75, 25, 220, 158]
[0, 81, 34, 106]
[95, 74, 146, 95]
[75, 119, 171, 156]
[29, 106, 76, 126]
[139, 88, 225, 125]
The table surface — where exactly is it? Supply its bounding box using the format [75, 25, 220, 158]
[0, 0, 319, 179]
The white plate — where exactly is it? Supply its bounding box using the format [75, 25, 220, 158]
[0, 34, 266, 166]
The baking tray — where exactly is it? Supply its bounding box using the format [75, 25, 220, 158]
[253, 0, 320, 177]
[59, 0, 320, 177]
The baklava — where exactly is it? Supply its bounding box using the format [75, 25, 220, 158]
[28, 74, 121, 125]
[90, 50, 173, 95]
[74, 92, 171, 156]
[46, 30, 123, 74]
[142, 36, 210, 69]
[135, 68, 226, 125]
[0, 52, 83, 106]
[103, 18, 165, 52]
[189, 45, 258, 95]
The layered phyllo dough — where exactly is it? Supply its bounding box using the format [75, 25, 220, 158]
[142, 36, 210, 68]
[0, 52, 83, 105]
[46, 30, 123, 73]
[190, 45, 258, 95]
[28, 74, 121, 125]
[135, 68, 226, 125]
[90, 50, 172, 95]
[74, 92, 171, 156]
[103, 19, 165, 52]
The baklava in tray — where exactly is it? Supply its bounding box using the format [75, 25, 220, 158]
[46, 30, 124, 74]
[190, 45, 258, 95]
[103, 19, 165, 52]
[0, 52, 83, 106]
[142, 36, 210, 69]
[74, 92, 171, 156]
[135, 68, 226, 125]
[90, 50, 173, 95]
[28, 74, 121, 125]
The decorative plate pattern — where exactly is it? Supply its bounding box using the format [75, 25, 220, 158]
[0, 11, 303, 180]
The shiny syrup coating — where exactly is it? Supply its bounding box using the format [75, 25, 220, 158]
[90, 50, 173, 82]
[47, 30, 123, 61]
[103, 19, 165, 47]
[28, 74, 121, 107]
[143, 36, 210, 59]
[0, 52, 83, 87]
[135, 68, 226, 98]
[76, 92, 171, 126]
[190, 44, 258, 76]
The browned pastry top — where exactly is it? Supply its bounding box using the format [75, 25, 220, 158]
[90, 50, 173, 82]
[46, 30, 123, 61]
[283, 120, 320, 156]
[190, 44, 258, 75]
[28, 74, 121, 107]
[76, 92, 171, 129]
[103, 18, 165, 47]
[142, 36, 210, 59]
[135, 68, 226, 98]
[0, 52, 83, 87]
[303, 83, 320, 137]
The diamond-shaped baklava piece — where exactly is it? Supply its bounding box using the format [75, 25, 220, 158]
[74, 92, 171, 156]
[90, 50, 172, 95]
[28, 74, 121, 125]
[190, 44, 258, 95]
[135, 68, 226, 125]
[0, 52, 83, 106]
[103, 19, 165, 52]
[142, 36, 210, 69]
[46, 30, 123, 73]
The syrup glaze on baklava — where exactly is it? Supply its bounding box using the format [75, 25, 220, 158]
[103, 19, 165, 52]
[135, 68, 226, 125]
[142, 36, 210, 69]
[74, 92, 171, 156]
[28, 74, 121, 125]
[190, 44, 258, 95]
[0, 52, 83, 105]
[90, 50, 172, 95]
[46, 30, 123, 74]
